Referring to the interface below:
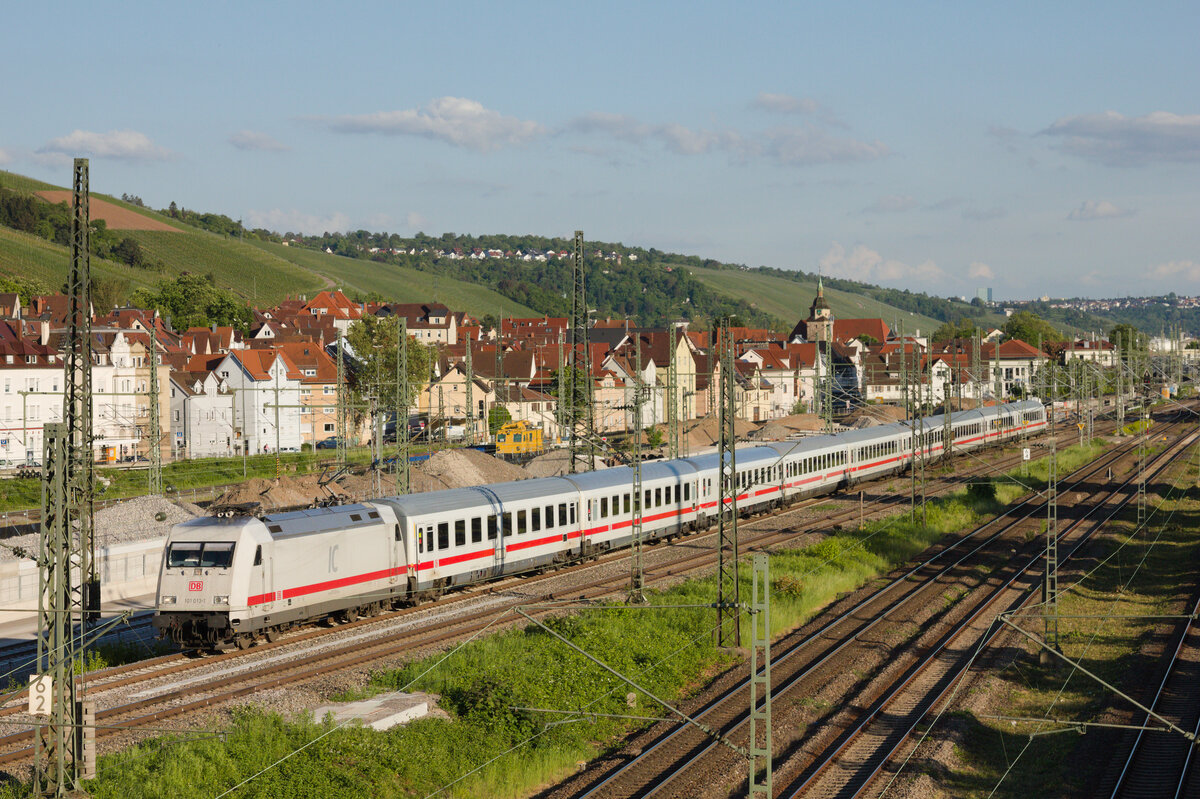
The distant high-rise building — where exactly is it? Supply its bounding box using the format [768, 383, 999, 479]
[987, 287, 993, 303]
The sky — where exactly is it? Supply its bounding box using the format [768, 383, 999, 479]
[3, 1, 1199, 302]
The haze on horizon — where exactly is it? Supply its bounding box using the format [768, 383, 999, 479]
[2, 1, 1197, 302]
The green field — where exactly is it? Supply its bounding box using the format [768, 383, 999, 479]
[248, 240, 538, 318]
[685, 264, 947, 333]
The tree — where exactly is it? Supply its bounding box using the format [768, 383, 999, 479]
[343, 314, 433, 414]
[91, 276, 130, 312]
[488, 405, 511, 434]
[856, 334, 880, 347]
[114, 236, 147, 269]
[130, 273, 253, 332]
[167, 201, 178, 218]
[1109, 323, 1148, 352]
[1002, 311, 1061, 349]
[931, 318, 981, 342]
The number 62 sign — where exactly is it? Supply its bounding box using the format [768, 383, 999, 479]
[28, 675, 52, 716]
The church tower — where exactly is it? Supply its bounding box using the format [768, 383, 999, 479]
[806, 277, 834, 344]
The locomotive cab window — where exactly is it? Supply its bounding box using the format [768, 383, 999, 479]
[253, 545, 262, 566]
[394, 525, 401, 542]
[168, 542, 234, 569]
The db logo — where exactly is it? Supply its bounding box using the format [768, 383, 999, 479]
[188, 581, 204, 592]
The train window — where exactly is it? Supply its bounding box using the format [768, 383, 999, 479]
[545, 505, 554, 528]
[505, 512, 514, 537]
[558, 503, 568, 527]
[394, 524, 401, 542]
[612, 494, 620, 515]
[253, 546, 262, 566]
[438, 523, 449, 550]
[645, 489, 652, 509]
[655, 488, 662, 506]
[532, 507, 541, 532]
[472, 518, 482, 543]
[665, 485, 672, 504]
[570, 503, 576, 525]
[350, 514, 362, 522]
[487, 516, 498, 540]
[623, 494, 631, 514]
[600, 497, 608, 518]
[368, 511, 380, 520]
[455, 520, 465, 547]
[167, 543, 202, 568]
[517, 510, 528, 536]
[684, 483, 690, 502]
[424, 527, 432, 552]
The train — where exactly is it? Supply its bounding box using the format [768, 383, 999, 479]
[153, 399, 1046, 649]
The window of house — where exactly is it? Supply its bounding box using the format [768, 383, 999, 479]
[324, 423, 335, 432]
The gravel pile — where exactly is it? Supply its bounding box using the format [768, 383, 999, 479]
[524, 449, 611, 477]
[419, 448, 527, 488]
[0, 495, 201, 561]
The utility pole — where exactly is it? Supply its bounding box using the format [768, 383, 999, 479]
[748, 552, 772, 796]
[464, 337, 475, 446]
[556, 329, 566, 445]
[993, 335, 1002, 402]
[716, 318, 740, 648]
[568, 230, 595, 472]
[629, 334, 646, 603]
[336, 335, 348, 469]
[148, 325, 162, 495]
[395, 318, 409, 495]
[667, 326, 680, 459]
[35, 158, 97, 797]
[823, 339, 834, 434]
[972, 330, 982, 408]
[1137, 410, 1148, 529]
[1042, 438, 1060, 658]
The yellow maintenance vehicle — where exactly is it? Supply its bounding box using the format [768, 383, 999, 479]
[494, 420, 544, 457]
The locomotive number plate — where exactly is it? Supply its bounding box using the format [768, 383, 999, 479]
[188, 581, 204, 592]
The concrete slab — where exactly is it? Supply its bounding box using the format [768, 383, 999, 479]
[312, 691, 437, 730]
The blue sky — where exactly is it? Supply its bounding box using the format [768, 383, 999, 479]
[3, 1, 1198, 301]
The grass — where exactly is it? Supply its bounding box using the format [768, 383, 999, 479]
[247, 240, 538, 318]
[0, 225, 159, 294]
[684, 264, 947, 333]
[28, 440, 1109, 799]
[938, 446, 1200, 798]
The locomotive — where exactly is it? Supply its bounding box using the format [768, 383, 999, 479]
[154, 400, 1046, 649]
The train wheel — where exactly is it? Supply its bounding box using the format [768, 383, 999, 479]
[235, 634, 253, 650]
[265, 628, 280, 643]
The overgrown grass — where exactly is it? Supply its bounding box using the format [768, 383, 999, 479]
[0, 440, 1108, 798]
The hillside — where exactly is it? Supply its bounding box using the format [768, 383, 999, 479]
[685, 265, 945, 334]
[0, 170, 325, 306]
[247, 240, 538, 319]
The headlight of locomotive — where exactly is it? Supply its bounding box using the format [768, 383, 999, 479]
[214, 595, 229, 605]
[161, 596, 177, 605]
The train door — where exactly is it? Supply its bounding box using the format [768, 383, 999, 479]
[252, 542, 273, 611]
[416, 523, 430, 584]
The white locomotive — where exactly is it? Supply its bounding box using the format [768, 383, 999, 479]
[154, 400, 1046, 649]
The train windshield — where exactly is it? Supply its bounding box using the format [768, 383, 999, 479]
[167, 542, 236, 569]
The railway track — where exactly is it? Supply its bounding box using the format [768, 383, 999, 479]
[779, 419, 1197, 799]
[0, 420, 1091, 765]
[544, 415, 1181, 799]
[1104, 590, 1200, 798]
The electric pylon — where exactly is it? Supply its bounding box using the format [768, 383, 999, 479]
[667, 328, 680, 459]
[716, 318, 740, 648]
[464, 340, 475, 446]
[1043, 439, 1059, 654]
[629, 334, 646, 603]
[395, 318, 409, 495]
[748, 552, 772, 796]
[336, 335, 348, 469]
[568, 230, 595, 472]
[148, 325, 162, 495]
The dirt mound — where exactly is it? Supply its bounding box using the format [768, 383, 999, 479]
[417, 448, 527, 489]
[846, 405, 907, 425]
[35, 192, 179, 232]
[683, 415, 758, 449]
[213, 473, 376, 510]
[524, 448, 611, 477]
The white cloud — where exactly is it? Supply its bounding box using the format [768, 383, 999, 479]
[37, 129, 173, 163]
[1042, 110, 1200, 166]
[764, 126, 889, 166]
[1066, 200, 1132, 221]
[319, 97, 544, 151]
[229, 130, 289, 152]
[968, 261, 994, 280]
[863, 195, 917, 214]
[566, 113, 745, 156]
[752, 92, 820, 115]
[245, 208, 351, 235]
[819, 242, 944, 285]
[405, 212, 428, 230]
[1149, 260, 1200, 281]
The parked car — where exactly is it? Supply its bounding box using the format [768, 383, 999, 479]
[315, 437, 343, 450]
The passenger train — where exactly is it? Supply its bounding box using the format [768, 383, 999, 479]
[154, 400, 1046, 649]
